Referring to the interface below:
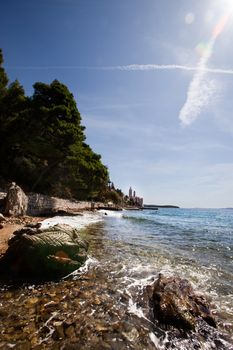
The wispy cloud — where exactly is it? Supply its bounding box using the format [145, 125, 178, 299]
[178, 39, 217, 126]
[6, 63, 233, 75]
[179, 14, 232, 126]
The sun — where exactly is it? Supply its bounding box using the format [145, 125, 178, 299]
[211, 0, 233, 39]
[220, 0, 233, 14]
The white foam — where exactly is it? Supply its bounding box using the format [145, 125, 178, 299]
[128, 298, 147, 320]
[98, 209, 123, 218]
[149, 332, 160, 348]
[37, 311, 59, 344]
[40, 212, 103, 230]
[63, 256, 99, 280]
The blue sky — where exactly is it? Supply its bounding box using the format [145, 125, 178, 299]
[1, 0, 233, 207]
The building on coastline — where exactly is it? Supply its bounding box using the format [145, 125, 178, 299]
[129, 186, 132, 198]
[127, 187, 143, 208]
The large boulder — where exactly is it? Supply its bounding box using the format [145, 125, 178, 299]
[151, 274, 216, 331]
[4, 182, 28, 216]
[0, 224, 88, 281]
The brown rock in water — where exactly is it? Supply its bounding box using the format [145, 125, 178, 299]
[4, 182, 28, 217]
[151, 274, 216, 331]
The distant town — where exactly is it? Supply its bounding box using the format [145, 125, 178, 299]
[125, 187, 143, 208]
[122, 187, 180, 210]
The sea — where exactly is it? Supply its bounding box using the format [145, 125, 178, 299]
[0, 208, 233, 349]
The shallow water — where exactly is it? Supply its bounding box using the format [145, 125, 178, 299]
[0, 209, 232, 349]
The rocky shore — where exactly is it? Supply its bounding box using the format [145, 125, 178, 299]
[0, 222, 227, 350]
[0, 223, 89, 281]
[0, 216, 44, 257]
[0, 184, 231, 349]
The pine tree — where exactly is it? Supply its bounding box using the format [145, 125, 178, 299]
[0, 49, 8, 93]
[0, 50, 109, 199]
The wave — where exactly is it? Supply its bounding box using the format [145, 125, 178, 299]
[122, 214, 179, 229]
[98, 210, 123, 218]
[40, 212, 103, 229]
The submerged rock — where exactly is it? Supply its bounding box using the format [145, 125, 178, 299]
[0, 224, 88, 281]
[151, 274, 216, 331]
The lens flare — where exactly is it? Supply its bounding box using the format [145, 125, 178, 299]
[221, 0, 233, 13]
[212, 14, 230, 38]
[195, 42, 212, 57]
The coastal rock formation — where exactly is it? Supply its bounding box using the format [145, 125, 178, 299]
[0, 224, 88, 281]
[4, 182, 28, 216]
[151, 274, 216, 331]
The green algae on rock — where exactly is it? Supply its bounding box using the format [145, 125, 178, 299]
[0, 224, 88, 281]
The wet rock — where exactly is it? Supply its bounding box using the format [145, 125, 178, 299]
[122, 327, 139, 342]
[53, 321, 65, 339]
[4, 183, 28, 217]
[13, 340, 31, 350]
[151, 274, 216, 331]
[0, 224, 88, 281]
[52, 321, 76, 340]
[64, 324, 76, 338]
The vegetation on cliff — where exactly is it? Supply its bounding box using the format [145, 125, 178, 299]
[0, 49, 110, 200]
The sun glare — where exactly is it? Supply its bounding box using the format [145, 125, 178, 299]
[211, 0, 233, 39]
[220, 0, 233, 14]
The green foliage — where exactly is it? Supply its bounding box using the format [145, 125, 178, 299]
[0, 50, 109, 200]
[98, 186, 124, 205]
[0, 49, 8, 93]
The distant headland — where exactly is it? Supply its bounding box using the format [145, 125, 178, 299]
[144, 204, 180, 209]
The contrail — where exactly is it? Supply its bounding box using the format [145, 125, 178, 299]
[179, 14, 232, 126]
[6, 63, 233, 75]
[108, 64, 233, 75]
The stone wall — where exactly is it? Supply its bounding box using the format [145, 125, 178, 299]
[0, 186, 120, 217]
[27, 193, 102, 216]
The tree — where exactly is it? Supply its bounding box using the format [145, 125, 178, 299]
[0, 50, 109, 200]
[26, 80, 109, 198]
[0, 79, 28, 182]
[0, 49, 8, 94]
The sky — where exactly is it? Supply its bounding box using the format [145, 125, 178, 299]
[1, 0, 233, 207]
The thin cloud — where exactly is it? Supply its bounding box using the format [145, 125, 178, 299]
[6, 63, 233, 75]
[179, 75, 217, 126]
[178, 38, 217, 126]
[179, 13, 233, 126]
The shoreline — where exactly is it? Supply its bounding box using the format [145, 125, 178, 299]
[0, 209, 232, 349]
[0, 211, 104, 256]
[0, 216, 45, 256]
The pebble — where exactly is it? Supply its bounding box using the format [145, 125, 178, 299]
[0, 224, 231, 350]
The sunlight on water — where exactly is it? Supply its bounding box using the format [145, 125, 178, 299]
[0, 209, 232, 349]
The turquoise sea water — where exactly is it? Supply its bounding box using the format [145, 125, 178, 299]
[109, 208, 233, 280]
[96, 208, 233, 348]
[1, 209, 232, 349]
[39, 208, 233, 348]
